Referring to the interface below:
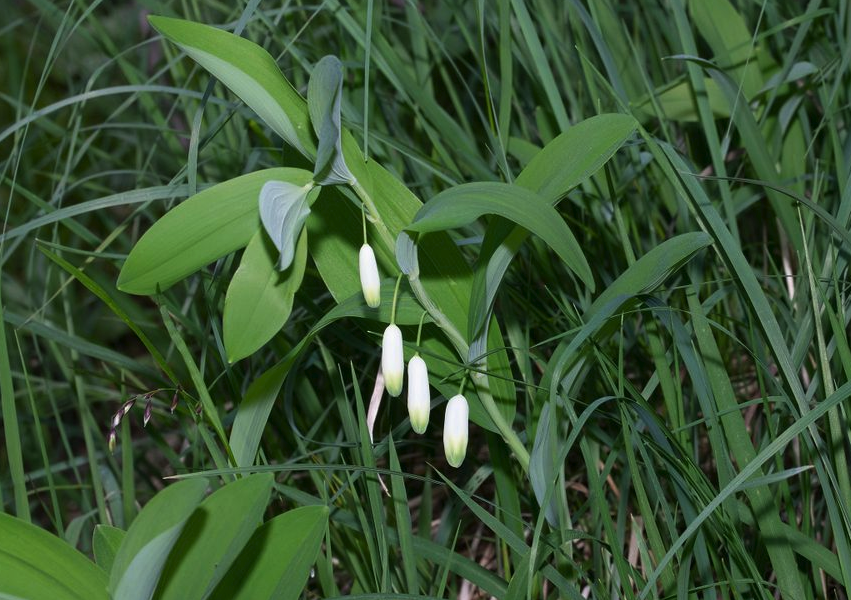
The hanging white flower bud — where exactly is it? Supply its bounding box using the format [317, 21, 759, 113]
[359, 244, 381, 308]
[382, 324, 404, 397]
[407, 356, 430, 433]
[443, 394, 469, 468]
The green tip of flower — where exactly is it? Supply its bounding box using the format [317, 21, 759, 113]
[443, 394, 469, 468]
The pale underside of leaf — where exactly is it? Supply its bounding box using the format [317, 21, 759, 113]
[258, 180, 312, 271]
[307, 55, 353, 185]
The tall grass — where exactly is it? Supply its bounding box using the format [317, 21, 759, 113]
[2, 0, 850, 598]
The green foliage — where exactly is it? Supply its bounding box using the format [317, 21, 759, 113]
[3, 0, 851, 598]
[0, 476, 326, 600]
[0, 512, 109, 600]
[117, 169, 315, 295]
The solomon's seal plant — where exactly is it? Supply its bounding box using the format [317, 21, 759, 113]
[115, 15, 618, 478]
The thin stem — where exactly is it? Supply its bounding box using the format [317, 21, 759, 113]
[415, 310, 428, 349]
[361, 201, 368, 245]
[390, 273, 403, 325]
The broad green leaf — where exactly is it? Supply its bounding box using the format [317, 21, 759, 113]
[469, 113, 637, 339]
[406, 181, 594, 293]
[93, 525, 125, 575]
[155, 474, 274, 600]
[307, 55, 353, 185]
[230, 283, 430, 467]
[513, 113, 637, 202]
[110, 478, 208, 599]
[636, 78, 730, 122]
[0, 513, 108, 600]
[258, 180, 314, 271]
[209, 505, 329, 600]
[689, 0, 765, 98]
[118, 168, 313, 295]
[148, 16, 315, 155]
[223, 229, 308, 363]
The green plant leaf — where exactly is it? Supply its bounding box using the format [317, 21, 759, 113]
[689, 0, 766, 98]
[109, 478, 209, 600]
[118, 168, 313, 295]
[469, 113, 637, 339]
[154, 474, 274, 600]
[147, 15, 315, 155]
[0, 513, 109, 600]
[258, 180, 314, 271]
[636, 78, 730, 122]
[406, 181, 594, 294]
[223, 229, 308, 363]
[529, 401, 559, 527]
[39, 243, 179, 383]
[93, 525, 125, 575]
[307, 55, 353, 185]
[209, 505, 329, 600]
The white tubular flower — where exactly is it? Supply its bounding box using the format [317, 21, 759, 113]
[407, 356, 430, 434]
[382, 324, 404, 397]
[359, 244, 381, 308]
[443, 394, 469, 468]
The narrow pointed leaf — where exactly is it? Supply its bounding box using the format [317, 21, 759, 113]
[148, 16, 315, 155]
[468, 113, 637, 338]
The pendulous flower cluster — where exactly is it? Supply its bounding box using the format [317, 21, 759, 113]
[359, 242, 469, 468]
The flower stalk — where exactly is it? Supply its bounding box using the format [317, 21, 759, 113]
[349, 179, 530, 471]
